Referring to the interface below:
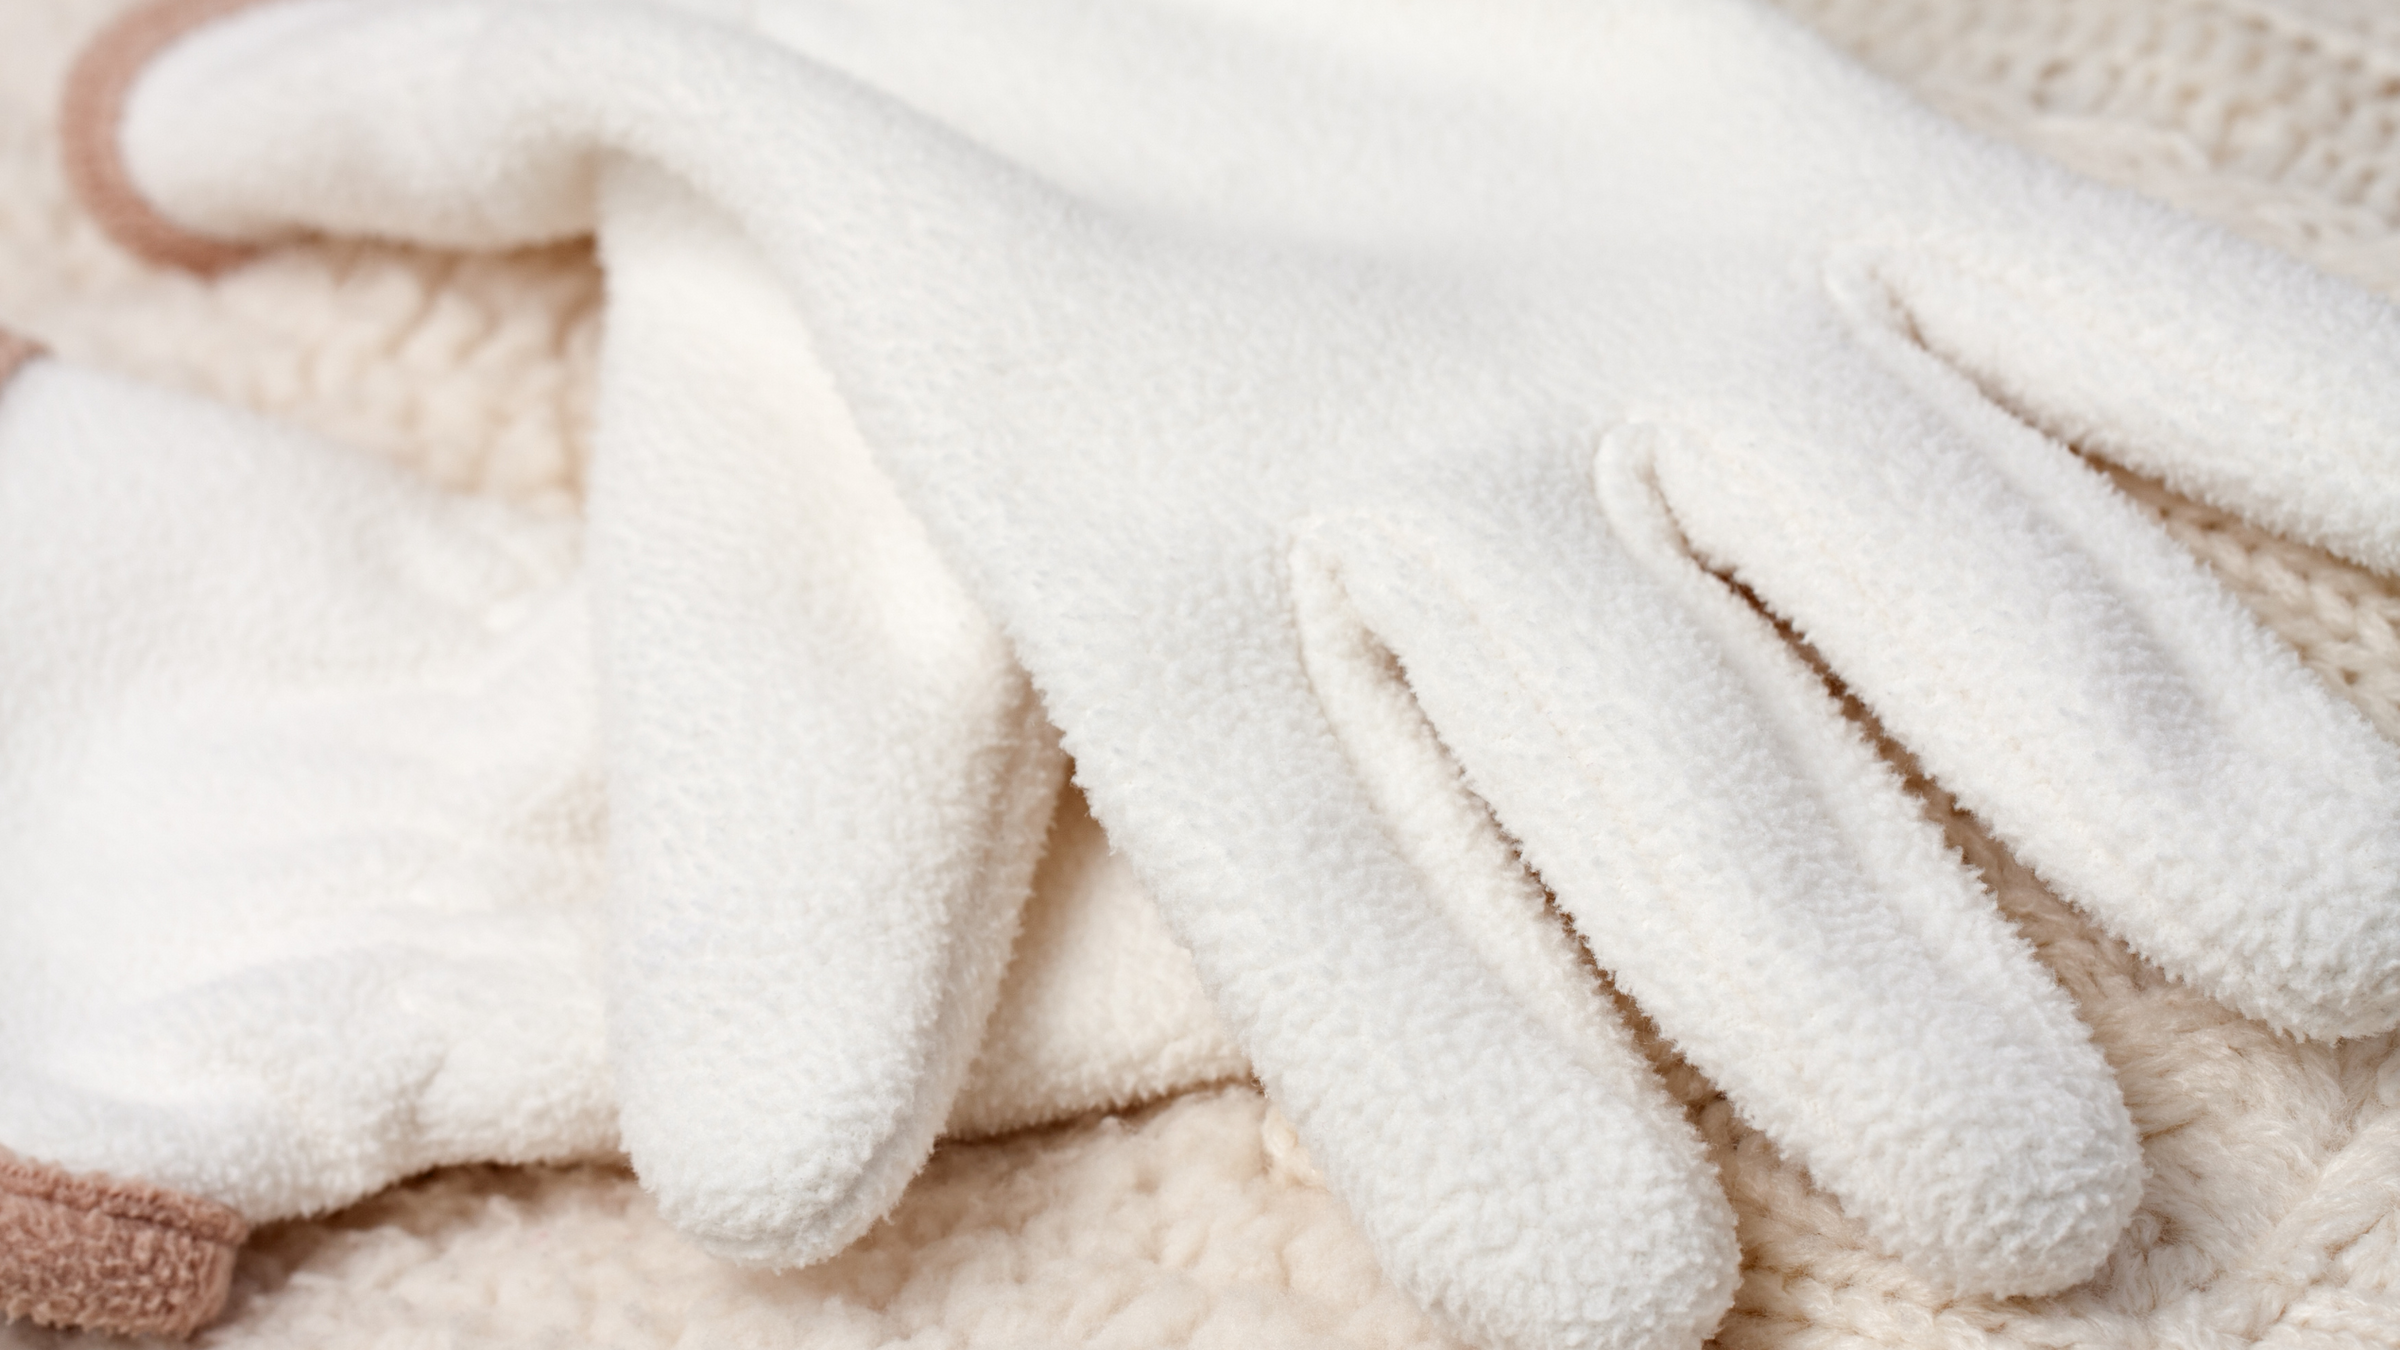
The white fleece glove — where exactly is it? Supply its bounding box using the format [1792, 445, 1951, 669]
[0, 344, 608, 1224]
[56, 0, 1141, 1278]
[0, 313, 1236, 1336]
[581, 163, 1069, 1263]
[87, 1, 2400, 1347]
[37, 0, 1248, 1271]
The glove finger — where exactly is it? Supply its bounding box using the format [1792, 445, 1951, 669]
[1290, 528, 1663, 1113]
[1652, 332, 2400, 1041]
[1879, 176, 2400, 576]
[1053, 629, 1740, 1350]
[1312, 470, 2140, 1298]
[588, 165, 1062, 1267]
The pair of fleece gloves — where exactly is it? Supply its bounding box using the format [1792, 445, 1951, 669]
[13, 0, 2400, 1347]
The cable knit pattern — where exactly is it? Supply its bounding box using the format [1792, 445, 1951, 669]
[6, 1, 2400, 1348]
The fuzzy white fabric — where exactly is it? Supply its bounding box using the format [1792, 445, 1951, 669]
[0, 0, 1251, 1250]
[0, 352, 1243, 1176]
[0, 344, 1243, 1238]
[7, 0, 2400, 1348]
[97, 0, 2400, 1344]
[577, 123, 1067, 1269]
[581, 141, 1223, 1250]
[0, 356, 609, 1221]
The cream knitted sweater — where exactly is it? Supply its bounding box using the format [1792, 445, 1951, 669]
[4, 0, 2400, 1347]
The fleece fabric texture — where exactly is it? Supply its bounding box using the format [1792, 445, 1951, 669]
[97, 0, 2400, 1343]
[0, 335, 1244, 1328]
[0, 325, 1242, 1294]
[575, 116, 1068, 1273]
[46, 0, 1237, 1287]
[0, 352, 610, 1223]
[3, 10, 1251, 1312]
[3, 0, 2400, 1347]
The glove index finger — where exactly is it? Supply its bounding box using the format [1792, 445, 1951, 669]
[1312, 468, 2141, 1298]
[1811, 244, 2400, 1042]
[587, 167, 1065, 1266]
[1860, 180, 2400, 578]
[1039, 567, 1739, 1350]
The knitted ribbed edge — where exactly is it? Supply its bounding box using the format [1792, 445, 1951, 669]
[59, 0, 282, 275]
[0, 1147, 249, 1339]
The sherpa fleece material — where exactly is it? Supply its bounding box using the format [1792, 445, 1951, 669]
[85, 0, 2400, 1346]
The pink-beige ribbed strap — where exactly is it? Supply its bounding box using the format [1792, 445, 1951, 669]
[0, 1147, 250, 1339]
[61, 0, 289, 275]
[0, 329, 42, 389]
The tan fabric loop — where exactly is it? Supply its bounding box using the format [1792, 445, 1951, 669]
[0, 1147, 249, 1338]
[60, 0, 287, 275]
[0, 328, 43, 389]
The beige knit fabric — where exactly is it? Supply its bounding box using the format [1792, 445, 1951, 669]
[6, 0, 2400, 1347]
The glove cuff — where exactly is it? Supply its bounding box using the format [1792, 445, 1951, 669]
[62, 0, 282, 274]
[0, 1147, 250, 1338]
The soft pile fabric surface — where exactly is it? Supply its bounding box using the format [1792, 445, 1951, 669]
[121, 2, 2400, 1341]
[6, 0, 2400, 1347]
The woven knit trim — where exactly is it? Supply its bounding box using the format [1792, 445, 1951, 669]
[60, 0, 285, 275]
[0, 328, 43, 389]
[0, 1147, 248, 1338]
